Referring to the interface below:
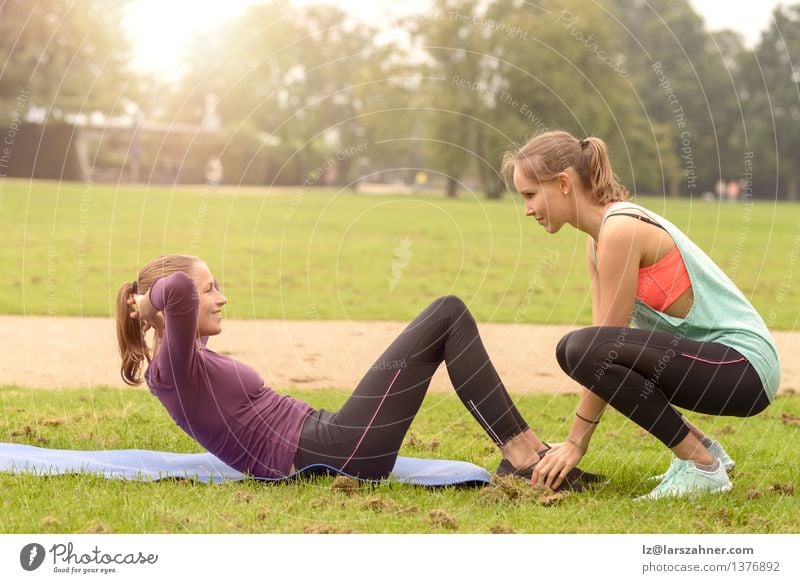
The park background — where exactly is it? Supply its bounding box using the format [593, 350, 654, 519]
[0, 0, 799, 533]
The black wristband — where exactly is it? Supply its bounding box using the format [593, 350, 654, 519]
[576, 412, 600, 425]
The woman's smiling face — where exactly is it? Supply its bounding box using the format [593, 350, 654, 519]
[191, 261, 227, 337]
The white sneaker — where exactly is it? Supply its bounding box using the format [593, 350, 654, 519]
[707, 439, 735, 472]
[649, 439, 735, 481]
[649, 456, 683, 483]
[636, 459, 732, 501]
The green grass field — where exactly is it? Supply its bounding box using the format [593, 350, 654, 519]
[1, 178, 798, 327]
[1, 386, 798, 533]
[2, 178, 798, 534]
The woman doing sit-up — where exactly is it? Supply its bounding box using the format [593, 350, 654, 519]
[115, 255, 602, 489]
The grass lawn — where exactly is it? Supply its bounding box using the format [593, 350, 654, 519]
[1, 178, 798, 328]
[2, 179, 797, 534]
[2, 386, 798, 534]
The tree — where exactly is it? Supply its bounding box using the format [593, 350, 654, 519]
[609, 0, 748, 196]
[744, 4, 800, 200]
[486, 0, 659, 195]
[409, 0, 496, 197]
[0, 0, 140, 121]
[173, 1, 385, 186]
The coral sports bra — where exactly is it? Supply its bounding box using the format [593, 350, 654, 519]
[598, 212, 692, 312]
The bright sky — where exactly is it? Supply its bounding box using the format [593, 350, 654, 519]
[689, 0, 782, 46]
[124, 0, 785, 81]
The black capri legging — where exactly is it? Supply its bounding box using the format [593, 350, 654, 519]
[556, 326, 771, 448]
[293, 295, 529, 479]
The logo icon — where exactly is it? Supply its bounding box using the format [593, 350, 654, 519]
[390, 236, 413, 292]
[20, 543, 46, 571]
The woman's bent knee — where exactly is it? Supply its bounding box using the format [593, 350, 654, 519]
[434, 294, 467, 312]
[428, 295, 473, 322]
[556, 328, 599, 376]
[555, 331, 575, 374]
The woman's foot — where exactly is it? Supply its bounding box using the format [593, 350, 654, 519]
[650, 438, 735, 481]
[636, 458, 732, 500]
[703, 437, 736, 472]
[495, 445, 606, 492]
[495, 457, 541, 480]
[496, 442, 552, 479]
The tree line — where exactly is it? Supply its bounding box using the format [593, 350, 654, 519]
[1, 0, 799, 199]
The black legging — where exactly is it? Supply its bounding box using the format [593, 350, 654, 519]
[294, 295, 529, 479]
[556, 326, 771, 447]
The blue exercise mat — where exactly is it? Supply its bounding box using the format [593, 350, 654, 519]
[0, 443, 491, 487]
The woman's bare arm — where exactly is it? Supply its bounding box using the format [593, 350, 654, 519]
[533, 225, 643, 489]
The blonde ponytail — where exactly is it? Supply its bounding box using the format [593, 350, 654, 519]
[501, 130, 629, 204]
[115, 254, 200, 386]
[580, 136, 629, 204]
[116, 280, 149, 386]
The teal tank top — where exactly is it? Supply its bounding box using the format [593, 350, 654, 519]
[591, 201, 781, 401]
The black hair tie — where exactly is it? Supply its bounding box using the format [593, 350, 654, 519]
[131, 280, 138, 294]
[579, 139, 590, 150]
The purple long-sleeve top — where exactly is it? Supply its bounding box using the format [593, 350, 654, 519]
[143, 271, 314, 478]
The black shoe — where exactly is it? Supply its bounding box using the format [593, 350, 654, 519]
[495, 444, 552, 480]
[495, 445, 606, 492]
[496, 457, 538, 480]
[570, 467, 607, 484]
[556, 467, 607, 492]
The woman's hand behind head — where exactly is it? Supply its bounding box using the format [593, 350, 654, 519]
[128, 293, 163, 335]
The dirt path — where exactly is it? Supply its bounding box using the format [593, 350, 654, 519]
[1, 316, 796, 395]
